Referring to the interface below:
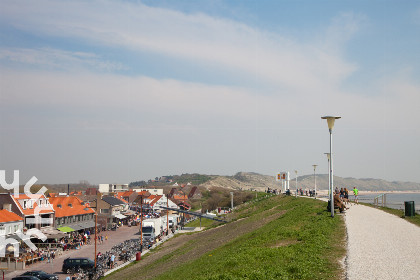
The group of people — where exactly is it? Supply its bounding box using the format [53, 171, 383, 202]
[333, 186, 359, 212]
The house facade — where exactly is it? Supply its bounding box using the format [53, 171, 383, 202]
[48, 196, 96, 232]
[98, 184, 129, 194]
[91, 195, 127, 229]
[0, 209, 24, 238]
[0, 193, 55, 231]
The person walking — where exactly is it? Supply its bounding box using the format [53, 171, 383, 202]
[353, 187, 359, 204]
[110, 253, 115, 269]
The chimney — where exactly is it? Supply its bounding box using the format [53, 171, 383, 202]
[3, 203, 12, 211]
[67, 184, 70, 196]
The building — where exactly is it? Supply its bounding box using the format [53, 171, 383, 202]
[48, 196, 96, 232]
[146, 195, 178, 211]
[133, 188, 163, 195]
[116, 191, 138, 204]
[0, 209, 24, 238]
[0, 193, 55, 231]
[98, 184, 129, 194]
[85, 188, 98, 195]
[91, 195, 127, 229]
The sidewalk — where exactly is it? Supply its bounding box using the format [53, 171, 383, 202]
[345, 204, 420, 280]
[5, 225, 141, 280]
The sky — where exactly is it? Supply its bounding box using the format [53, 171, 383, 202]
[0, 0, 419, 185]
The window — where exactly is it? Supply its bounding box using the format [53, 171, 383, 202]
[14, 224, 19, 232]
[73, 216, 76, 222]
[23, 200, 27, 209]
[7, 226, 11, 234]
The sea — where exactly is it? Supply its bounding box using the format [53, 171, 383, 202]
[356, 192, 420, 212]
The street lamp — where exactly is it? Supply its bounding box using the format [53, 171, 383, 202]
[324, 153, 331, 198]
[321, 116, 341, 217]
[312, 165, 318, 199]
[295, 170, 298, 197]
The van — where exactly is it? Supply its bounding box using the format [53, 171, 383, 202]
[62, 257, 95, 273]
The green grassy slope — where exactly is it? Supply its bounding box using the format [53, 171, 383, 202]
[108, 195, 345, 280]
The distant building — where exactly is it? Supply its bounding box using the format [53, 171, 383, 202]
[98, 184, 129, 194]
[116, 191, 138, 204]
[132, 188, 163, 195]
[85, 188, 98, 195]
[91, 194, 128, 229]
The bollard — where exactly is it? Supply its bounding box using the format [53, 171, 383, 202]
[136, 252, 141, 261]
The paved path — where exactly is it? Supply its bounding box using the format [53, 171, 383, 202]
[5, 225, 141, 280]
[345, 204, 420, 280]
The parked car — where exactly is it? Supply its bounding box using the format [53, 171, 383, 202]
[11, 276, 40, 280]
[21, 271, 58, 280]
[62, 257, 95, 273]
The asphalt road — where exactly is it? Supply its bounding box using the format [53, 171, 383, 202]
[5, 225, 141, 280]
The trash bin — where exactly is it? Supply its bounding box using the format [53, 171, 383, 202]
[404, 201, 415, 217]
[136, 252, 141, 261]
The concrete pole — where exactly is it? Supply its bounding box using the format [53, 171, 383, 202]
[313, 165, 318, 199]
[230, 192, 234, 210]
[330, 130, 335, 218]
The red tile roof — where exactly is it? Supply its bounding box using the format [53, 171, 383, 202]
[173, 194, 188, 201]
[49, 196, 95, 218]
[11, 193, 54, 216]
[114, 195, 129, 204]
[136, 191, 150, 197]
[148, 195, 163, 206]
[0, 209, 23, 223]
[120, 191, 135, 197]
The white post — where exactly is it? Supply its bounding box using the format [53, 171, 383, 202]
[330, 130, 334, 217]
[295, 170, 298, 197]
[313, 165, 318, 199]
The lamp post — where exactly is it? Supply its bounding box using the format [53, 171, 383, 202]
[295, 170, 298, 197]
[312, 165, 318, 199]
[86, 199, 98, 268]
[324, 152, 331, 198]
[321, 116, 341, 218]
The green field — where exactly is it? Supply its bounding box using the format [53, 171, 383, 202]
[107, 195, 345, 280]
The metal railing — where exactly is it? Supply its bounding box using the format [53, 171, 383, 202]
[374, 194, 387, 208]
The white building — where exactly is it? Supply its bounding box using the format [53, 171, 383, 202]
[133, 188, 163, 195]
[99, 184, 129, 194]
[0, 209, 24, 238]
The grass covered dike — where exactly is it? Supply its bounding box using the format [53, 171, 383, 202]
[108, 195, 345, 280]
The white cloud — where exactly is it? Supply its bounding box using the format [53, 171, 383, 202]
[1, 0, 357, 94]
[0, 48, 125, 72]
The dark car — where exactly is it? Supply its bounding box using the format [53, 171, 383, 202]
[62, 257, 95, 273]
[21, 271, 58, 280]
[11, 276, 40, 280]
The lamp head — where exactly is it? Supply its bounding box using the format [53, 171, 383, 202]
[312, 164, 318, 170]
[324, 152, 330, 160]
[321, 116, 341, 131]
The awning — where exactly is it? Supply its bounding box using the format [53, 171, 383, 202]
[57, 226, 75, 233]
[70, 224, 85, 231]
[42, 228, 68, 239]
[122, 210, 136, 216]
[114, 214, 127, 219]
[82, 221, 96, 229]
